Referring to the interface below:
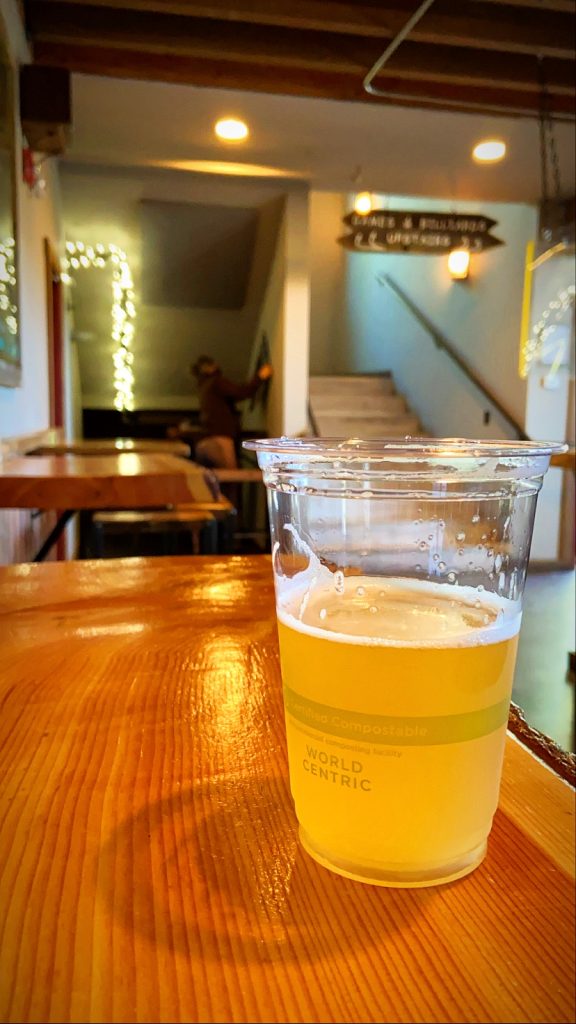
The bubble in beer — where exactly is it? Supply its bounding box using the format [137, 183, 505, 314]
[438, 561, 446, 571]
[477, 544, 484, 552]
[448, 571, 457, 582]
[419, 541, 427, 551]
[433, 553, 440, 562]
[458, 548, 465, 556]
[477, 584, 485, 592]
[319, 608, 327, 620]
[369, 605, 378, 614]
[495, 553, 503, 571]
[456, 531, 466, 541]
[481, 533, 488, 541]
[439, 520, 445, 528]
[428, 534, 434, 541]
[356, 586, 365, 597]
[334, 570, 345, 594]
[472, 514, 480, 523]
[415, 564, 422, 572]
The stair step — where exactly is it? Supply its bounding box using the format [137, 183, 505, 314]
[315, 415, 421, 438]
[311, 394, 407, 416]
[309, 375, 395, 396]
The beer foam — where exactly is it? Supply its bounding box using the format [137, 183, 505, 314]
[277, 576, 521, 648]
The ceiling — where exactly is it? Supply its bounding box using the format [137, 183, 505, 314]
[56, 73, 575, 203]
[22, 1, 576, 203]
[23, 0, 576, 120]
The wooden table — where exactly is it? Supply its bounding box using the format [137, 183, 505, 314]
[28, 438, 192, 457]
[0, 454, 226, 560]
[214, 467, 263, 484]
[0, 555, 573, 1024]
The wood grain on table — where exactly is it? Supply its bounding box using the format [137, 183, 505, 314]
[0, 454, 218, 508]
[29, 438, 191, 457]
[0, 556, 574, 1024]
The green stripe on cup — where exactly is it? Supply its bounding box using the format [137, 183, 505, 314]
[283, 684, 509, 746]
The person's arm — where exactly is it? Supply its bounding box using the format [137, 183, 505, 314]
[216, 364, 272, 401]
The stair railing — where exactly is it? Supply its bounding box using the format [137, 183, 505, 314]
[377, 274, 531, 441]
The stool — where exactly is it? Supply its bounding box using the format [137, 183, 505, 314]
[175, 502, 237, 554]
[91, 509, 218, 558]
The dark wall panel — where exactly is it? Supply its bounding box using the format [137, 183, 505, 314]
[140, 199, 258, 310]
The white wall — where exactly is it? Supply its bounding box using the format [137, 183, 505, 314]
[309, 192, 346, 375]
[307, 190, 571, 561]
[524, 251, 575, 561]
[0, 0, 65, 564]
[246, 189, 310, 438]
[61, 165, 287, 411]
[280, 189, 310, 436]
[336, 194, 535, 434]
[247, 216, 286, 438]
[0, 1, 62, 438]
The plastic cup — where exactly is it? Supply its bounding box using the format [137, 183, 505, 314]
[244, 437, 566, 887]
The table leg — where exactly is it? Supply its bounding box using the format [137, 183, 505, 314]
[33, 510, 75, 562]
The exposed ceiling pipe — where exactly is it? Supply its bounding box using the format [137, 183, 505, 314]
[362, 0, 574, 122]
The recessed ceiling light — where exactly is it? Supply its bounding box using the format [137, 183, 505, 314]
[472, 139, 506, 163]
[215, 117, 249, 142]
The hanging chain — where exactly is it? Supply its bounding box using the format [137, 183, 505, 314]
[537, 57, 563, 242]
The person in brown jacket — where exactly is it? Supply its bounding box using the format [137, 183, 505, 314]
[190, 355, 272, 469]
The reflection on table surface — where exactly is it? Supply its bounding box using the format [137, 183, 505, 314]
[0, 554, 573, 1024]
[28, 437, 192, 457]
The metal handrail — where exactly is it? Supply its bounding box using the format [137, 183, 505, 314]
[377, 274, 531, 441]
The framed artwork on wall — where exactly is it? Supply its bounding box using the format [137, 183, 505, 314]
[0, 19, 19, 387]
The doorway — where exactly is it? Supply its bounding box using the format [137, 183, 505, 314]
[44, 238, 64, 429]
[44, 238, 66, 559]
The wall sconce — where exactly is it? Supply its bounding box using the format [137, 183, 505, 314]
[448, 249, 470, 280]
[354, 191, 373, 216]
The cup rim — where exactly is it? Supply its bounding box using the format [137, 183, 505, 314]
[243, 436, 567, 459]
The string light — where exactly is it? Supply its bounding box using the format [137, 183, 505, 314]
[0, 238, 18, 357]
[521, 283, 575, 377]
[63, 241, 136, 411]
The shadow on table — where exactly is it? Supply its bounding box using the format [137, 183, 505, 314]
[99, 774, 435, 965]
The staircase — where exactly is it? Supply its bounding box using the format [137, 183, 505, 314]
[308, 373, 422, 438]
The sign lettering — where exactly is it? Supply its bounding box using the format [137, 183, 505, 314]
[339, 210, 503, 254]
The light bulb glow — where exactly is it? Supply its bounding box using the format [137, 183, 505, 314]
[472, 139, 506, 163]
[62, 240, 136, 411]
[215, 117, 249, 142]
[354, 191, 373, 216]
[448, 249, 471, 280]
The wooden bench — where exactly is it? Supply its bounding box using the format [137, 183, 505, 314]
[91, 509, 218, 557]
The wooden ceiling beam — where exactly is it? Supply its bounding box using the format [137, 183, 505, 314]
[33, 40, 576, 119]
[27, 6, 574, 95]
[475, 0, 574, 13]
[31, 0, 576, 60]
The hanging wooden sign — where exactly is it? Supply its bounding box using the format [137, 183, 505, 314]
[338, 210, 504, 254]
